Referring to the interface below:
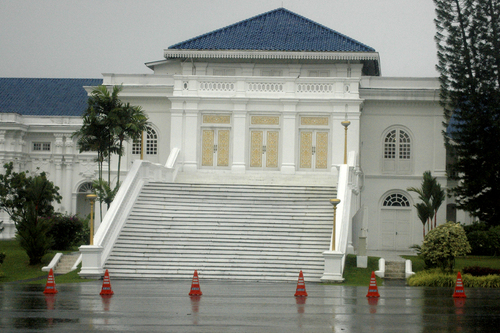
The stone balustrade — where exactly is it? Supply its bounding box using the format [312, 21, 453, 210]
[175, 75, 360, 99]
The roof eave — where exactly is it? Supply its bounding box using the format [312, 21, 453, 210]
[145, 59, 169, 70]
[164, 49, 379, 61]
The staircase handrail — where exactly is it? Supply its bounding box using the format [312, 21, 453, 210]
[334, 151, 358, 272]
[92, 153, 180, 269]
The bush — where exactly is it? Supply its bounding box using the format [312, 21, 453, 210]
[407, 269, 500, 288]
[74, 215, 90, 247]
[421, 221, 471, 271]
[463, 222, 500, 255]
[0, 252, 5, 264]
[46, 214, 85, 250]
[463, 266, 500, 276]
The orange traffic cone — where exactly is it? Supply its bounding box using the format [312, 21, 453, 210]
[294, 270, 308, 297]
[189, 270, 203, 296]
[100, 269, 114, 295]
[452, 272, 466, 298]
[43, 269, 58, 294]
[366, 271, 380, 298]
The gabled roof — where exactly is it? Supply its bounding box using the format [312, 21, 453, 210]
[169, 8, 375, 52]
[0, 78, 102, 116]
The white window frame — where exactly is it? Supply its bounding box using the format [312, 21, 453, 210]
[382, 127, 413, 174]
[132, 126, 158, 156]
[32, 142, 51, 152]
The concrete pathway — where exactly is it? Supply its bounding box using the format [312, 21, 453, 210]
[1, 279, 499, 332]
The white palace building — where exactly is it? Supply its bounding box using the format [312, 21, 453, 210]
[0, 8, 461, 281]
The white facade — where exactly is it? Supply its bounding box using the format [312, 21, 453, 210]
[0, 8, 449, 254]
[0, 60, 448, 252]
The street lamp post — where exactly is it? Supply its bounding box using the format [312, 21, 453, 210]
[86, 194, 98, 245]
[341, 120, 351, 164]
[330, 199, 341, 251]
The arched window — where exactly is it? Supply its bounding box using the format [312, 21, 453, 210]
[78, 182, 93, 193]
[76, 182, 94, 219]
[383, 193, 410, 207]
[383, 128, 412, 174]
[132, 126, 158, 155]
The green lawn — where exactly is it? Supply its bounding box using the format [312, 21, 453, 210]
[0, 240, 95, 284]
[325, 254, 383, 286]
[6, 238, 496, 286]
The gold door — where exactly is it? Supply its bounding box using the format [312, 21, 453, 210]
[300, 131, 328, 170]
[250, 130, 279, 168]
[202, 129, 230, 167]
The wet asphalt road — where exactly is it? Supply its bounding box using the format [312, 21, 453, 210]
[1, 279, 500, 332]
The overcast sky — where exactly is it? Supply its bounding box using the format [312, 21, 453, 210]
[0, 0, 438, 78]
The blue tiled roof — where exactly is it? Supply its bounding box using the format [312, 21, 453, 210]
[169, 8, 375, 52]
[0, 78, 102, 116]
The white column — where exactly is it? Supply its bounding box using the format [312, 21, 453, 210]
[331, 106, 347, 169]
[281, 101, 298, 174]
[231, 103, 247, 173]
[64, 134, 74, 214]
[54, 160, 63, 211]
[347, 106, 361, 164]
[170, 105, 184, 166]
[184, 109, 199, 173]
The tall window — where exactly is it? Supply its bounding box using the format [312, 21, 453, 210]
[132, 126, 158, 155]
[383, 128, 412, 174]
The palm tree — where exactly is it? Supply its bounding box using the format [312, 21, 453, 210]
[431, 181, 446, 229]
[73, 85, 148, 211]
[408, 171, 445, 234]
[415, 201, 433, 238]
[108, 102, 148, 186]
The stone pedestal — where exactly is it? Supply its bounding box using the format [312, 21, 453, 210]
[320, 251, 345, 282]
[79, 245, 104, 278]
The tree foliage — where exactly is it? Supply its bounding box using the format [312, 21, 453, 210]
[0, 162, 62, 265]
[434, 0, 500, 225]
[408, 171, 445, 237]
[421, 221, 471, 271]
[72, 85, 148, 209]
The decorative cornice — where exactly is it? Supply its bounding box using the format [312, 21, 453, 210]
[164, 49, 380, 62]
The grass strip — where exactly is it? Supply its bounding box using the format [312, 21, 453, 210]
[323, 254, 383, 286]
[0, 240, 95, 284]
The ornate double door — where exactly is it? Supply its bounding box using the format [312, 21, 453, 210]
[299, 130, 329, 170]
[250, 130, 279, 169]
[201, 128, 230, 167]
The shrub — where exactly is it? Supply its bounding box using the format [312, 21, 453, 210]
[421, 221, 471, 271]
[0, 252, 5, 264]
[74, 215, 90, 247]
[462, 266, 500, 276]
[463, 222, 500, 255]
[407, 269, 500, 288]
[46, 214, 85, 251]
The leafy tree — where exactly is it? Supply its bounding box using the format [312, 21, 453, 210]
[408, 171, 445, 235]
[108, 102, 148, 185]
[421, 221, 471, 271]
[0, 162, 62, 265]
[73, 85, 148, 210]
[434, 0, 500, 226]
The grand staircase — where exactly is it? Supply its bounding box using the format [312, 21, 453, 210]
[104, 182, 336, 281]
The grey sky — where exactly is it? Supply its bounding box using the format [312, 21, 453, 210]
[0, 0, 438, 78]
